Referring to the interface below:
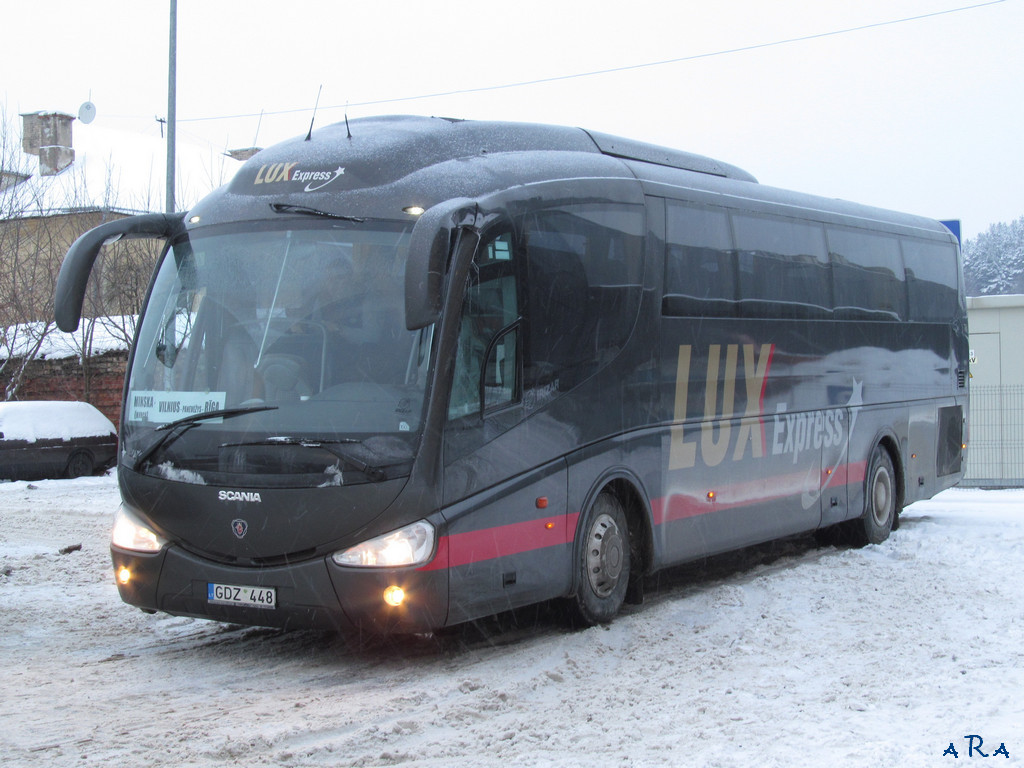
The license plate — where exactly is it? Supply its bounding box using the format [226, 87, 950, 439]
[208, 582, 277, 609]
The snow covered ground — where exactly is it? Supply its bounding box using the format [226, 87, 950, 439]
[1, 476, 1020, 767]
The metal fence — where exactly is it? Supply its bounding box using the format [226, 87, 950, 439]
[963, 385, 1024, 487]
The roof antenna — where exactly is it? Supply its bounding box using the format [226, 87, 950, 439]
[304, 85, 322, 142]
[344, 107, 352, 140]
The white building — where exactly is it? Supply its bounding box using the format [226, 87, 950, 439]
[965, 295, 1024, 486]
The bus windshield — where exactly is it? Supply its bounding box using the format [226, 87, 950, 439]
[122, 219, 431, 485]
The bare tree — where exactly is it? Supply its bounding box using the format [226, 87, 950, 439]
[0, 108, 154, 400]
[0, 107, 60, 397]
[2, 104, 235, 401]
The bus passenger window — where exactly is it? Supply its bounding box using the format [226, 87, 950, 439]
[828, 228, 905, 320]
[663, 202, 735, 316]
[733, 214, 830, 318]
[523, 204, 643, 392]
[448, 232, 520, 420]
[902, 240, 959, 322]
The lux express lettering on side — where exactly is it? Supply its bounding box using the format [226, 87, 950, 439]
[669, 343, 775, 470]
[668, 343, 856, 471]
[771, 404, 845, 464]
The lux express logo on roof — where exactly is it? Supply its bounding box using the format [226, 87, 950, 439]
[253, 163, 346, 192]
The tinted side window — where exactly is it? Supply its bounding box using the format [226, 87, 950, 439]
[664, 202, 735, 317]
[448, 232, 520, 420]
[828, 227, 906, 320]
[523, 204, 643, 392]
[732, 214, 830, 318]
[902, 239, 959, 321]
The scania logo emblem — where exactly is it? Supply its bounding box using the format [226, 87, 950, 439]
[218, 490, 262, 502]
[231, 519, 249, 539]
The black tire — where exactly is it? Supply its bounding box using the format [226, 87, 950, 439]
[854, 445, 897, 546]
[65, 450, 94, 479]
[569, 491, 631, 626]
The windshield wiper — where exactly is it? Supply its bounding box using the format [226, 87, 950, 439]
[131, 405, 279, 472]
[219, 437, 399, 482]
[269, 203, 365, 222]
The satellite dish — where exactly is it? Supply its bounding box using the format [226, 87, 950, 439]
[78, 101, 97, 124]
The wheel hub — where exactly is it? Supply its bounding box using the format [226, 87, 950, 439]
[871, 465, 893, 526]
[586, 512, 624, 598]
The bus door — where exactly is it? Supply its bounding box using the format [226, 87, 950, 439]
[440, 227, 573, 624]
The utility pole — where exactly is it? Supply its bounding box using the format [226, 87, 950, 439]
[166, 0, 177, 214]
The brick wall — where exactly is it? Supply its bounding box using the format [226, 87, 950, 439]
[8, 351, 128, 427]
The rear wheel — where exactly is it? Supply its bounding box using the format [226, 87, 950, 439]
[569, 491, 631, 626]
[855, 445, 897, 545]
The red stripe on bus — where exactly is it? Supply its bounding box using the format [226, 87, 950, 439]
[422, 459, 868, 570]
[651, 459, 868, 525]
[826, 460, 866, 487]
[419, 513, 580, 571]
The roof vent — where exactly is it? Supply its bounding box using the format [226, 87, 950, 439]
[20, 111, 76, 176]
[583, 129, 757, 183]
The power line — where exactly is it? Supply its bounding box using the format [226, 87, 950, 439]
[174, 0, 1005, 125]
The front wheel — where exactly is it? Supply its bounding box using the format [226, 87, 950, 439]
[569, 492, 631, 626]
[65, 450, 94, 479]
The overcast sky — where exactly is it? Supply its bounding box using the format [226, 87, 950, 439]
[3, 0, 1021, 239]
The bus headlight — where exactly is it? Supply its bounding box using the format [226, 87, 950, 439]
[112, 504, 168, 553]
[332, 520, 435, 568]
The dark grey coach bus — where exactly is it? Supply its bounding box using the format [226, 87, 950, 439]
[55, 116, 968, 635]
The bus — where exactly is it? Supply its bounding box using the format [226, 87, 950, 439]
[55, 116, 968, 635]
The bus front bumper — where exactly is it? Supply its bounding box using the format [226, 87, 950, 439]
[111, 544, 449, 635]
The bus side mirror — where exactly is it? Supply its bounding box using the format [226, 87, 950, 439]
[54, 212, 185, 332]
[405, 198, 476, 330]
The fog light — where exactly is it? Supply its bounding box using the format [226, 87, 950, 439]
[117, 566, 132, 585]
[383, 585, 405, 607]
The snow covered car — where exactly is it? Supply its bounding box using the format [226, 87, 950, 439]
[0, 401, 117, 480]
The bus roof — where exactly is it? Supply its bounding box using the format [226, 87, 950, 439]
[187, 116, 753, 225]
[186, 115, 950, 242]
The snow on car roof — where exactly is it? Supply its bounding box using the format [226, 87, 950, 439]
[0, 401, 116, 442]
